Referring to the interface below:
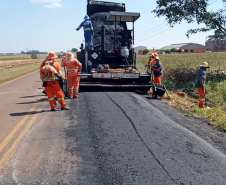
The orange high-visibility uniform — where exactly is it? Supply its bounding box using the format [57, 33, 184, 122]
[153, 76, 162, 85]
[148, 53, 158, 79]
[148, 52, 158, 66]
[62, 58, 82, 98]
[40, 59, 66, 110]
[197, 88, 205, 108]
[148, 59, 157, 66]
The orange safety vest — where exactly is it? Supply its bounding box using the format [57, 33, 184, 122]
[62, 58, 82, 73]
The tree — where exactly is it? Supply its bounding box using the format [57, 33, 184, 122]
[190, 49, 194, 52]
[170, 48, 177, 53]
[31, 54, 38, 59]
[184, 49, 189, 52]
[165, 49, 171, 54]
[177, 49, 182, 53]
[143, 49, 149, 55]
[71, 48, 78, 52]
[152, 0, 226, 37]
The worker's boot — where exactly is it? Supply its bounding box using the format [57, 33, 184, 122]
[61, 107, 70, 110]
[68, 90, 73, 99]
[73, 90, 78, 98]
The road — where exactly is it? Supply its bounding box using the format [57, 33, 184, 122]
[0, 71, 226, 184]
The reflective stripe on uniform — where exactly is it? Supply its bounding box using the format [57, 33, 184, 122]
[77, 63, 81, 66]
[84, 27, 93, 31]
[85, 43, 88, 46]
[57, 71, 62, 75]
[69, 88, 73, 91]
[58, 98, 64, 101]
[48, 97, 54, 101]
[67, 69, 78, 73]
[74, 88, 79, 91]
[200, 98, 205, 101]
[90, 43, 93, 46]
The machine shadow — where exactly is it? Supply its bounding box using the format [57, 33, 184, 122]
[79, 87, 150, 93]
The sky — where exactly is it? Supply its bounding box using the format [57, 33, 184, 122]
[0, 0, 223, 53]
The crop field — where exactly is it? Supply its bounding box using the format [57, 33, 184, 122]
[137, 52, 226, 130]
[0, 54, 46, 83]
[0, 54, 46, 71]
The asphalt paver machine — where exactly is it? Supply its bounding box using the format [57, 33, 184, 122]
[77, 0, 152, 91]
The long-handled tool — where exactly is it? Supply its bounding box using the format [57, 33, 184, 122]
[204, 88, 210, 108]
[63, 66, 69, 98]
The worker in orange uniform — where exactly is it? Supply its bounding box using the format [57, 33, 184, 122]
[148, 52, 158, 82]
[40, 51, 70, 111]
[148, 52, 158, 66]
[151, 56, 163, 85]
[195, 62, 210, 108]
[61, 52, 82, 98]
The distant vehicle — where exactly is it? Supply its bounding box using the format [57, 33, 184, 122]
[205, 50, 212, 53]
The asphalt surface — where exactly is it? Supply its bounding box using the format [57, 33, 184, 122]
[0, 71, 226, 184]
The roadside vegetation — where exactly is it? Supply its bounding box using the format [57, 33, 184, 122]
[0, 54, 46, 83]
[137, 52, 226, 131]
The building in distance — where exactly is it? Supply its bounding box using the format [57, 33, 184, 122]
[160, 43, 207, 53]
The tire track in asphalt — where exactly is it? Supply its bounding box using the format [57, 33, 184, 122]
[104, 92, 177, 184]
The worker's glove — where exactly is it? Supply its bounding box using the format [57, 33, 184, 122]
[76, 28, 79, 31]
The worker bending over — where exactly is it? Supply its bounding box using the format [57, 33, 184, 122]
[195, 62, 210, 108]
[76, 15, 94, 50]
[151, 56, 163, 85]
[40, 51, 70, 111]
[62, 52, 82, 99]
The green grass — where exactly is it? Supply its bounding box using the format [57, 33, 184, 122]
[137, 52, 226, 131]
[0, 63, 40, 84]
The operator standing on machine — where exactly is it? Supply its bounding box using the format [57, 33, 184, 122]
[76, 15, 94, 50]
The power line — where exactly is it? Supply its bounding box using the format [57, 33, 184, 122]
[135, 22, 167, 37]
[208, 0, 218, 5]
[136, 24, 169, 39]
[134, 0, 218, 44]
[135, 27, 171, 43]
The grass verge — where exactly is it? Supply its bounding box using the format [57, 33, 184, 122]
[137, 53, 226, 131]
[0, 63, 40, 84]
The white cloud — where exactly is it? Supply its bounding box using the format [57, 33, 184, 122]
[44, 2, 62, 8]
[30, 0, 61, 3]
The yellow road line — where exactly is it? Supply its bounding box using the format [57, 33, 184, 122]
[0, 107, 36, 155]
[0, 108, 41, 174]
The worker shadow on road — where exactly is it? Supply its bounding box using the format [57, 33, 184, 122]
[20, 95, 44, 98]
[16, 98, 47, 105]
[16, 101, 39, 104]
[10, 110, 47, 117]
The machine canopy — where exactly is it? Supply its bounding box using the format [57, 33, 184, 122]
[106, 11, 140, 22]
